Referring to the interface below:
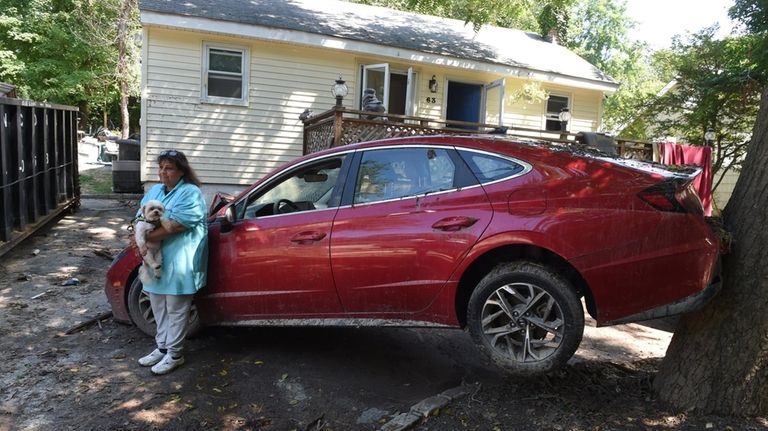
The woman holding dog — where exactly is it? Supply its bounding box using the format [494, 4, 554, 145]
[136, 149, 208, 375]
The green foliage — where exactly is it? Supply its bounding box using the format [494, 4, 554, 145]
[351, 0, 567, 32]
[0, 0, 140, 129]
[637, 28, 762, 188]
[564, 0, 665, 136]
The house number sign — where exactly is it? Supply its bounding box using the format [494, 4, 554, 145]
[425, 97, 437, 104]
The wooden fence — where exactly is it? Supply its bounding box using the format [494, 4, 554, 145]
[0, 97, 79, 257]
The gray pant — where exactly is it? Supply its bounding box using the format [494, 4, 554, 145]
[148, 293, 193, 357]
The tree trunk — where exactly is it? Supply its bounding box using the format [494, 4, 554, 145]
[654, 85, 768, 415]
[116, 0, 137, 139]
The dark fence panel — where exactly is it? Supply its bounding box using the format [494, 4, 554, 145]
[0, 97, 79, 256]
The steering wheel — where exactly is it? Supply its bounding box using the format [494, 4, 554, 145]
[274, 198, 300, 214]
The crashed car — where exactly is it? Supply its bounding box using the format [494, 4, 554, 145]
[106, 135, 721, 374]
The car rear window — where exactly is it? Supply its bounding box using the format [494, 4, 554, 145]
[458, 150, 526, 183]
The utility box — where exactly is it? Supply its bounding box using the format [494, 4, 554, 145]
[112, 160, 141, 193]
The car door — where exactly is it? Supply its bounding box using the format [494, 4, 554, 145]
[198, 155, 349, 321]
[330, 146, 493, 314]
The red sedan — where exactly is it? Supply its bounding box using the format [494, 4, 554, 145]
[106, 135, 721, 374]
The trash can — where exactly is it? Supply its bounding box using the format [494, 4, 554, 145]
[116, 138, 140, 161]
[112, 160, 142, 193]
[113, 138, 141, 193]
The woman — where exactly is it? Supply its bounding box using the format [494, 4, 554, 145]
[136, 149, 208, 375]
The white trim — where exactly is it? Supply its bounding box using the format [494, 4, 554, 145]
[141, 11, 619, 93]
[140, 26, 149, 183]
[201, 41, 250, 107]
[362, 63, 390, 110]
[482, 79, 505, 126]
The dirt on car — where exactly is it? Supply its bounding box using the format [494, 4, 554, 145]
[0, 196, 765, 431]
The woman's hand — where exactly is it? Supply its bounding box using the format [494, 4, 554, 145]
[145, 219, 186, 243]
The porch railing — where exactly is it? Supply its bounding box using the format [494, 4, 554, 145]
[0, 97, 79, 257]
[302, 107, 656, 161]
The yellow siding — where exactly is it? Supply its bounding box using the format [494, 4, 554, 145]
[143, 27, 358, 187]
[713, 169, 740, 210]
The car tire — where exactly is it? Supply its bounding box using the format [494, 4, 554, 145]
[467, 261, 584, 375]
[126, 276, 202, 338]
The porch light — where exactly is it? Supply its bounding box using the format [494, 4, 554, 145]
[331, 75, 348, 107]
[704, 128, 716, 145]
[429, 75, 438, 93]
[558, 108, 571, 132]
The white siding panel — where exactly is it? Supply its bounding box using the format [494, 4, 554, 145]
[142, 27, 357, 185]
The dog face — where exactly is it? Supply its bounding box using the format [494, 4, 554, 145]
[141, 200, 165, 222]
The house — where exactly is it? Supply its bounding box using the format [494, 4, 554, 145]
[0, 82, 17, 98]
[138, 0, 619, 198]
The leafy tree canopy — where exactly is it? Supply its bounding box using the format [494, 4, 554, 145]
[0, 0, 139, 129]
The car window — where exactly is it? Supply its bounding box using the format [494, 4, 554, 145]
[242, 156, 344, 218]
[354, 147, 456, 204]
[458, 150, 526, 183]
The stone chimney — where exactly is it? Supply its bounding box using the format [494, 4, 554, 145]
[545, 29, 559, 45]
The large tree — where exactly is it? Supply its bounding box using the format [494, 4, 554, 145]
[0, 0, 140, 135]
[563, 0, 664, 135]
[654, 0, 768, 415]
[637, 28, 761, 193]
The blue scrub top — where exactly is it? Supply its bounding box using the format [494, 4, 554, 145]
[138, 178, 208, 295]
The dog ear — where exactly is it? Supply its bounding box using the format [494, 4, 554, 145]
[140, 204, 147, 217]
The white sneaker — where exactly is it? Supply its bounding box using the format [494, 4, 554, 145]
[138, 349, 165, 367]
[151, 354, 185, 375]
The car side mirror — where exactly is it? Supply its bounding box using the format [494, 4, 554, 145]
[220, 206, 235, 233]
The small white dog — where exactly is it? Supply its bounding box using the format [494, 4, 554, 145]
[134, 200, 173, 284]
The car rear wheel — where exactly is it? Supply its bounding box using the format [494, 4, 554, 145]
[467, 261, 584, 375]
[126, 276, 201, 337]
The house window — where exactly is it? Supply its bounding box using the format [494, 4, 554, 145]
[203, 43, 249, 105]
[544, 94, 570, 131]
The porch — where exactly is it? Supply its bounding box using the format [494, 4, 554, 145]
[302, 107, 657, 161]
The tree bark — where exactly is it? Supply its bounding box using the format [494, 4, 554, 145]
[116, 0, 137, 139]
[655, 85, 768, 415]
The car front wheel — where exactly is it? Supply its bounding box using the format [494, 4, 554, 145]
[467, 261, 584, 375]
[126, 276, 201, 337]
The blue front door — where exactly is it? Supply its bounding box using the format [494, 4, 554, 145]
[446, 81, 482, 129]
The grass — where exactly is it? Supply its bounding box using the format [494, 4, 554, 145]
[79, 166, 113, 195]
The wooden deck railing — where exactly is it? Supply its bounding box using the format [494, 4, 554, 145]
[302, 107, 656, 161]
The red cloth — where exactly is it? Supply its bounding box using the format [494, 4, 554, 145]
[659, 142, 713, 216]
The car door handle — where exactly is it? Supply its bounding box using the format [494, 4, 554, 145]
[290, 231, 327, 243]
[432, 216, 478, 231]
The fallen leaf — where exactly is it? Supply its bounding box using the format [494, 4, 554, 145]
[279, 373, 288, 382]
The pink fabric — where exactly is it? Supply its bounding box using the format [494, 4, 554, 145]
[659, 142, 713, 216]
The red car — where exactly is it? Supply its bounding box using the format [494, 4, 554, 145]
[106, 135, 721, 374]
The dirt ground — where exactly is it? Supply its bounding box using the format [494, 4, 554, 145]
[1, 191, 767, 430]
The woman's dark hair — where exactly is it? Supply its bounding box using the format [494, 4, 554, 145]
[157, 149, 202, 187]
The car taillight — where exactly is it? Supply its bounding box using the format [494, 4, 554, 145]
[638, 179, 703, 215]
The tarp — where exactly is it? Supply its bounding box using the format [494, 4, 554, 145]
[659, 142, 713, 216]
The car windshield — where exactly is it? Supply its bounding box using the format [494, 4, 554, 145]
[242, 156, 343, 217]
